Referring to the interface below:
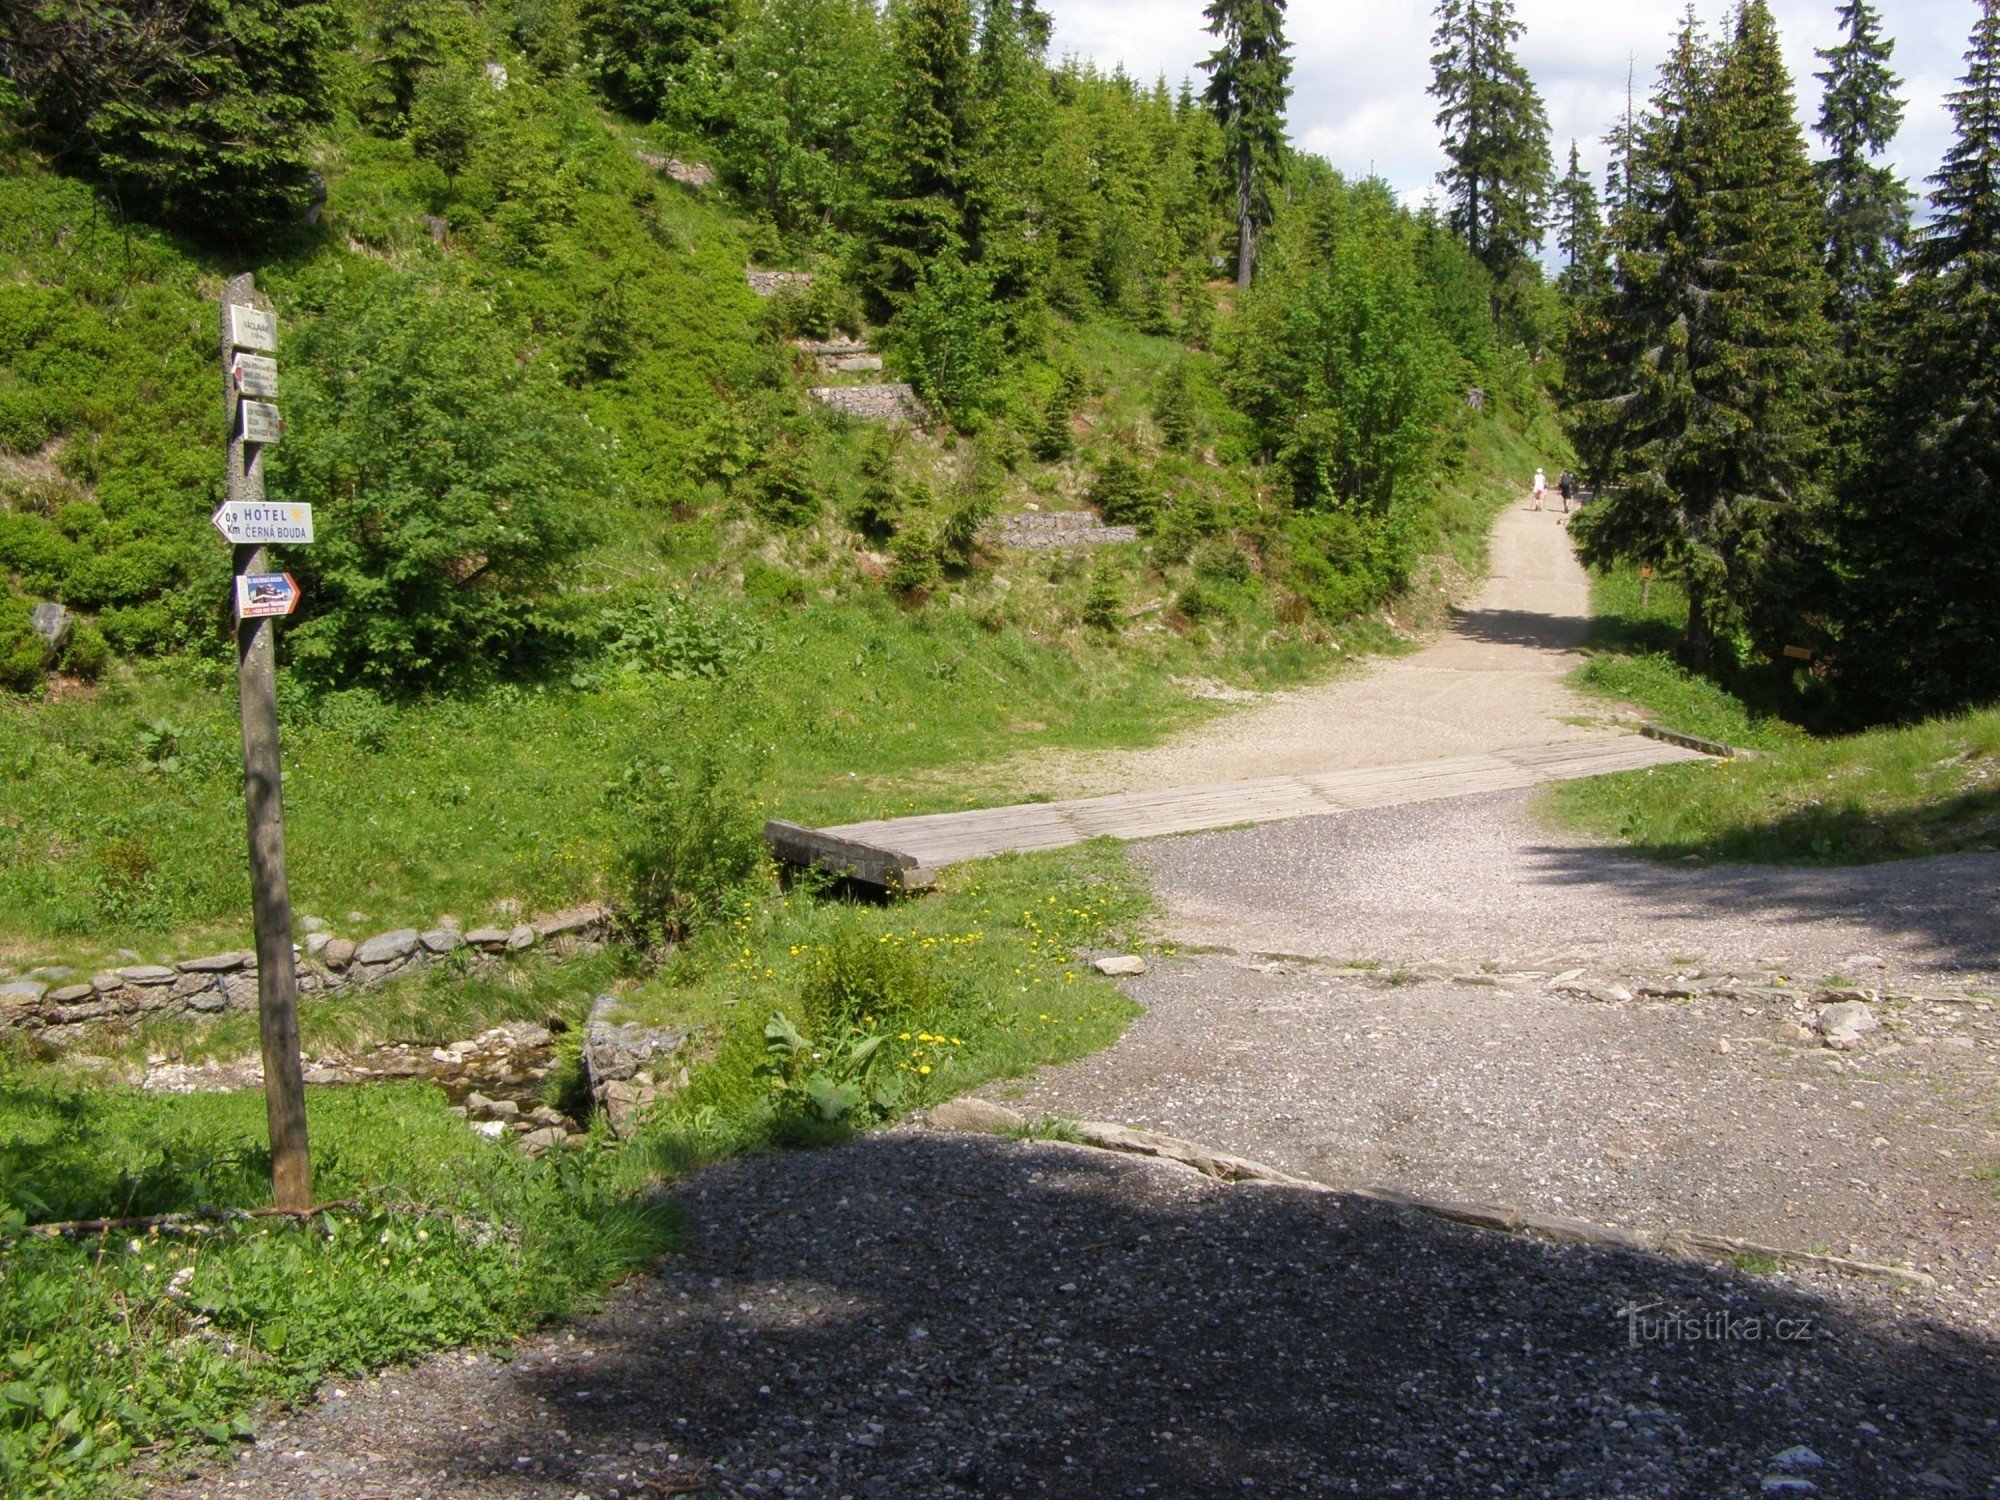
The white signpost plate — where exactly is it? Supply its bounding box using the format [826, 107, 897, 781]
[232, 353, 279, 400]
[227, 304, 277, 352]
[240, 400, 283, 445]
[213, 501, 314, 545]
[236, 572, 301, 620]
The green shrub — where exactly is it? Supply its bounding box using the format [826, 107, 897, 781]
[1, 0, 346, 234]
[58, 620, 109, 681]
[750, 447, 825, 529]
[887, 521, 942, 596]
[275, 278, 610, 690]
[1175, 579, 1231, 622]
[612, 704, 771, 948]
[1155, 360, 1198, 451]
[0, 597, 47, 694]
[1033, 362, 1085, 461]
[1089, 451, 1162, 529]
[1082, 564, 1124, 632]
[893, 254, 1004, 424]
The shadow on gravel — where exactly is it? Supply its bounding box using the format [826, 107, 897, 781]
[1528, 842, 2000, 974]
[453, 1133, 1999, 1499]
[1446, 604, 1592, 654]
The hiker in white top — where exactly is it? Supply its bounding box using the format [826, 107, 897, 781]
[1532, 468, 1547, 510]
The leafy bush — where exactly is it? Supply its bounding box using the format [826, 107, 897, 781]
[0, 596, 47, 694]
[1032, 362, 1085, 461]
[612, 701, 771, 948]
[759, 1011, 894, 1140]
[275, 278, 611, 690]
[893, 254, 1004, 424]
[57, 619, 108, 681]
[600, 594, 765, 679]
[750, 446, 825, 529]
[887, 520, 942, 596]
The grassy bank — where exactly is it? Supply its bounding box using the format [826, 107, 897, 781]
[0, 839, 1150, 1495]
[1549, 558, 2000, 864]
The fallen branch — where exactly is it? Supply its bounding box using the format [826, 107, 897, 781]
[22, 1201, 361, 1239]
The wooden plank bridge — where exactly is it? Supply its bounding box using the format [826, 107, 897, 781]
[769, 732, 1712, 890]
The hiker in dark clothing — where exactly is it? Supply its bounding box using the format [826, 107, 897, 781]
[1557, 470, 1575, 513]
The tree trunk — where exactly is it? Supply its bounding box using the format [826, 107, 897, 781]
[1236, 140, 1255, 291]
[1681, 575, 1714, 672]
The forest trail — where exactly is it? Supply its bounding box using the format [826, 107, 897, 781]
[1029, 492, 1619, 796]
[825, 497, 1700, 867]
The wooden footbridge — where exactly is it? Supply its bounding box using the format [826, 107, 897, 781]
[766, 729, 1716, 892]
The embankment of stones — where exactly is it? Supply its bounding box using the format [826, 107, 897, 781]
[809, 383, 926, 422]
[0, 906, 614, 1044]
[747, 268, 814, 297]
[992, 510, 1139, 550]
[582, 994, 692, 1138]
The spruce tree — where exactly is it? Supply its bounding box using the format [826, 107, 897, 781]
[1572, 1, 1832, 670]
[1829, 0, 2000, 720]
[1199, 0, 1293, 289]
[1814, 0, 1910, 324]
[873, 0, 977, 298]
[1429, 0, 1553, 276]
[1552, 139, 1607, 295]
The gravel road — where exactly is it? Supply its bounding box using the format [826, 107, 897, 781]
[1139, 788, 2000, 978]
[164, 1130, 2000, 1500]
[1015, 504, 1619, 797]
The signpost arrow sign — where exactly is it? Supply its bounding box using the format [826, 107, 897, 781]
[236, 572, 301, 620]
[213, 500, 315, 545]
[232, 353, 279, 400]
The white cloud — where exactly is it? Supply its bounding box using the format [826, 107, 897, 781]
[1045, 0, 1976, 206]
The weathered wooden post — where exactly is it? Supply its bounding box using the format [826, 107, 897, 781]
[220, 272, 313, 1211]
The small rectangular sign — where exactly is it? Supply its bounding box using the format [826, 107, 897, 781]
[1782, 645, 1814, 662]
[227, 304, 277, 352]
[236, 572, 301, 620]
[232, 353, 278, 400]
[240, 400, 283, 445]
[213, 501, 314, 546]
[1639, 565, 1654, 580]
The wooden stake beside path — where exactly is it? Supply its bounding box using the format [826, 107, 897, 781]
[222, 272, 312, 1212]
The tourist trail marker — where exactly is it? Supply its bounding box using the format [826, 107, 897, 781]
[232, 352, 279, 399]
[236, 572, 301, 620]
[213, 500, 314, 545]
[226, 302, 277, 352]
[221, 272, 312, 1212]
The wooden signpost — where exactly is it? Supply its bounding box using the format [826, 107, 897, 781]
[1640, 564, 1654, 606]
[221, 272, 312, 1212]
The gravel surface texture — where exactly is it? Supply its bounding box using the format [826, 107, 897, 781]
[1013, 504, 1618, 798]
[165, 1130, 2000, 1499]
[1139, 788, 2000, 977]
[987, 955, 2000, 1326]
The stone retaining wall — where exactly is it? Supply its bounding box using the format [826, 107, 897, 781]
[993, 511, 1139, 549]
[0, 906, 613, 1042]
[808, 383, 925, 422]
[747, 269, 814, 297]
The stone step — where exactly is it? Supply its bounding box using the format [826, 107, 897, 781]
[793, 338, 873, 357]
[809, 384, 925, 422]
[748, 268, 813, 297]
[994, 511, 1139, 549]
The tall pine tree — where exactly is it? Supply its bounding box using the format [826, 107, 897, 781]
[1828, 0, 2000, 720]
[1199, 0, 1293, 289]
[873, 0, 977, 298]
[1429, 0, 1552, 276]
[1814, 0, 1910, 326]
[1552, 139, 1607, 295]
[1572, 1, 1831, 669]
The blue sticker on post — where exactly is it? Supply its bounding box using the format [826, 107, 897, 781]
[236, 572, 301, 620]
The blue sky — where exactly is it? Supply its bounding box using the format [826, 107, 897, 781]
[1046, 0, 1977, 213]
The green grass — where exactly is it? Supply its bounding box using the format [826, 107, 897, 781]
[0, 1076, 671, 1497]
[0, 838, 1156, 1495]
[1549, 559, 2000, 864]
[1568, 563, 1803, 752]
[1546, 704, 2000, 864]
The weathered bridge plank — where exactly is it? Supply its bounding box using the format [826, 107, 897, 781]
[807, 735, 1708, 877]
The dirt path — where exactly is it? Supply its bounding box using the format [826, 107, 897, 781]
[1023, 499, 1613, 798]
[165, 1132, 2000, 1500]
